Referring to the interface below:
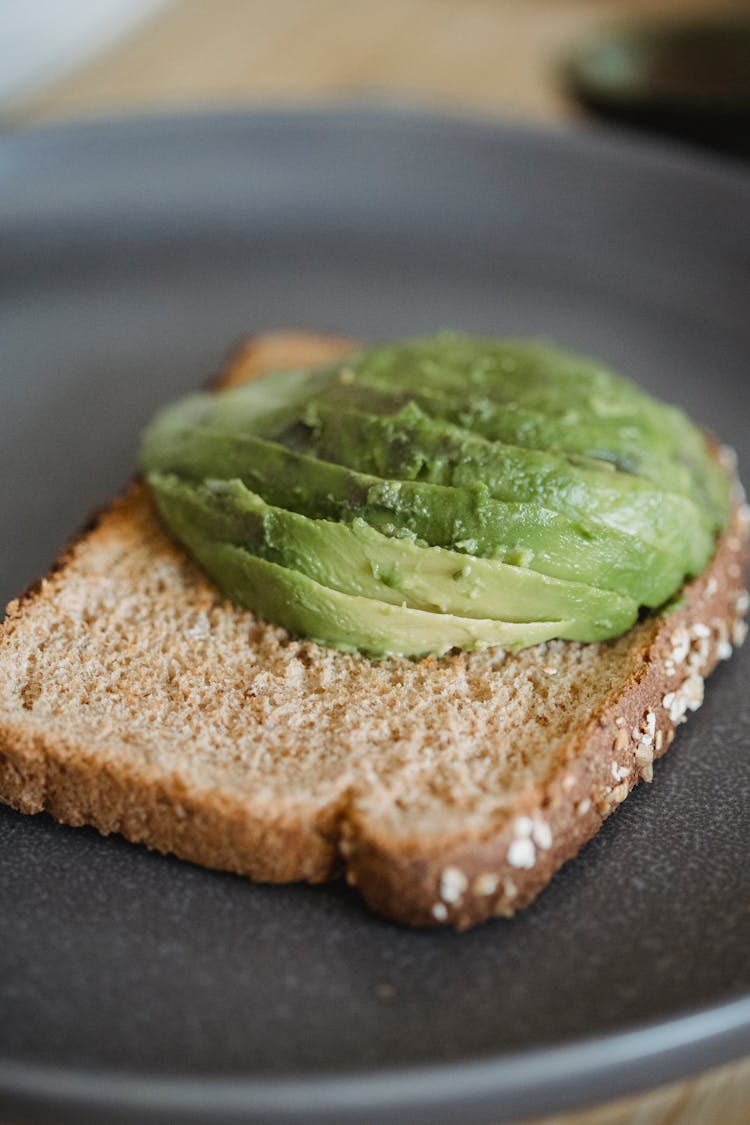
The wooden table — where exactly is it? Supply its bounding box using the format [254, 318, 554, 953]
[9, 3, 750, 1122]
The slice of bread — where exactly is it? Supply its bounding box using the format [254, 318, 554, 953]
[1, 332, 748, 929]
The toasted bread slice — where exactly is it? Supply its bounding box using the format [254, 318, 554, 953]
[0, 332, 747, 929]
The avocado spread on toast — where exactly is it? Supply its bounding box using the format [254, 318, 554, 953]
[140, 335, 729, 657]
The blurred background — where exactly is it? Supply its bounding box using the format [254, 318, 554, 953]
[3, 0, 750, 158]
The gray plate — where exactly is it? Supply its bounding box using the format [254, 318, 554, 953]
[0, 108, 749, 1125]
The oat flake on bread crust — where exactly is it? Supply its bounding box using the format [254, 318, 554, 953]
[0, 333, 747, 929]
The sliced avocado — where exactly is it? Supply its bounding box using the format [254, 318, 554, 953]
[148, 471, 638, 639]
[291, 400, 717, 559]
[197, 337, 729, 520]
[177, 535, 580, 658]
[316, 382, 705, 498]
[141, 421, 690, 606]
[140, 333, 731, 659]
[173, 378, 724, 540]
[207, 371, 682, 486]
[334, 336, 730, 519]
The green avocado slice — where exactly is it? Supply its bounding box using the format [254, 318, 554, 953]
[212, 371, 683, 485]
[205, 340, 728, 520]
[148, 471, 638, 639]
[287, 400, 717, 560]
[321, 383, 715, 504]
[140, 334, 731, 659]
[165, 373, 728, 544]
[140, 418, 696, 607]
[335, 337, 730, 520]
[175, 535, 581, 658]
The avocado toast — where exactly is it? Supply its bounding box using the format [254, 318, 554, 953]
[0, 331, 747, 928]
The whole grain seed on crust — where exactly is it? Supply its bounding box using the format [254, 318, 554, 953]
[507, 838, 536, 870]
[531, 819, 553, 850]
[670, 627, 691, 665]
[610, 782, 629, 806]
[440, 866, 468, 903]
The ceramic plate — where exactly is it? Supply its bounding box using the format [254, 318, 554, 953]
[1, 108, 749, 1124]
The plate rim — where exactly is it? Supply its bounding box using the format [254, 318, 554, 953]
[3, 99, 750, 193]
[2, 996, 749, 1123]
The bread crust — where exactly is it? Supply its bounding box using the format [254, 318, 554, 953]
[1, 332, 747, 929]
[345, 499, 749, 927]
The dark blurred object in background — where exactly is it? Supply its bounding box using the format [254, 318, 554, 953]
[564, 18, 750, 160]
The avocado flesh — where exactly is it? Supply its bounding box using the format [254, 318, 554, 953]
[208, 339, 728, 523]
[148, 471, 638, 639]
[319, 385, 724, 517]
[166, 386, 717, 556]
[215, 376, 687, 490]
[284, 401, 715, 561]
[323, 335, 719, 481]
[141, 421, 689, 607]
[172, 536, 580, 659]
[140, 335, 730, 658]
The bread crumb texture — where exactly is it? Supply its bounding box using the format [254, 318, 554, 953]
[0, 488, 639, 818]
[0, 334, 747, 928]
